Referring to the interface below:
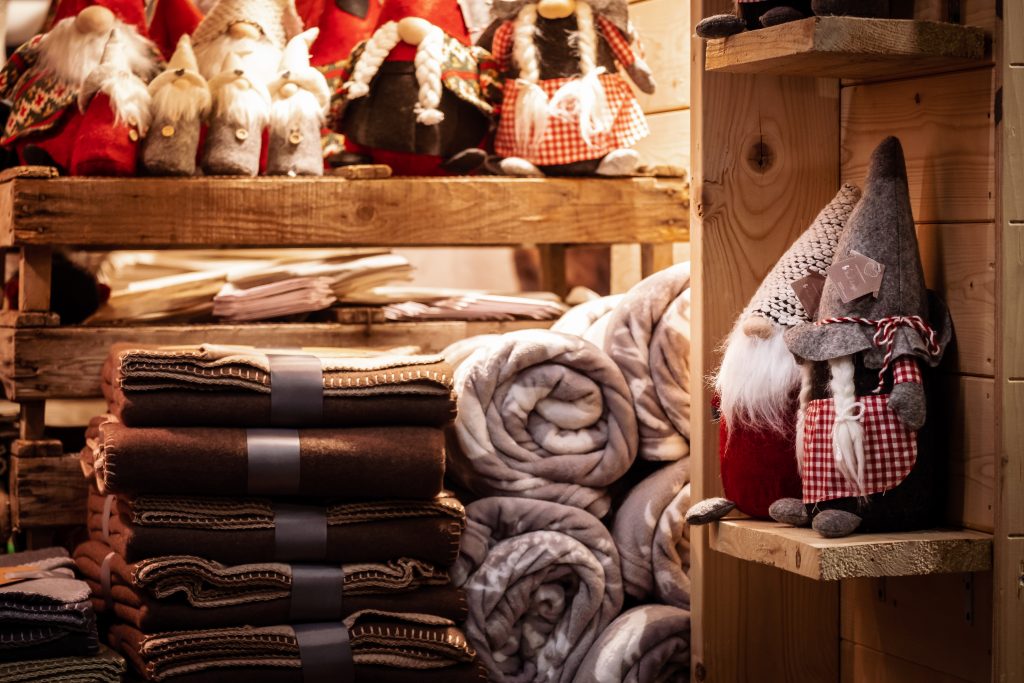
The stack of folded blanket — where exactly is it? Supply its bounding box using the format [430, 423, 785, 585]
[0, 547, 126, 682]
[76, 343, 484, 682]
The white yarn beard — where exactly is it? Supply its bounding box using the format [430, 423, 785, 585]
[714, 320, 801, 432]
[40, 19, 157, 85]
[829, 355, 866, 495]
[269, 88, 324, 133]
[794, 361, 813, 475]
[150, 78, 211, 124]
[92, 67, 152, 133]
[195, 33, 282, 83]
[211, 79, 270, 130]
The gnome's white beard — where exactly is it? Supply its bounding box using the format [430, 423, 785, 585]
[195, 33, 282, 83]
[151, 79, 212, 124]
[89, 68, 152, 133]
[715, 318, 801, 432]
[269, 89, 324, 133]
[213, 80, 270, 130]
[40, 19, 157, 85]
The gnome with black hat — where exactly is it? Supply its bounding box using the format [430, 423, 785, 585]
[769, 136, 953, 538]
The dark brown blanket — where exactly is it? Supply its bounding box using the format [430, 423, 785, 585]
[73, 540, 466, 631]
[87, 490, 465, 567]
[83, 416, 446, 499]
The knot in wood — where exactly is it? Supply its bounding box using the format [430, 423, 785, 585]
[747, 141, 775, 173]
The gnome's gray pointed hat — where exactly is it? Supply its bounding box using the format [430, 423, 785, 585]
[785, 136, 952, 368]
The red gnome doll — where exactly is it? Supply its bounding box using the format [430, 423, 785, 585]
[483, 0, 656, 177]
[0, 0, 160, 172]
[147, 0, 205, 62]
[332, 0, 498, 175]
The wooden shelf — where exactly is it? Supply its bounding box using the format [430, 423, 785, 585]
[704, 17, 987, 81]
[709, 518, 992, 581]
[0, 319, 548, 400]
[0, 171, 689, 248]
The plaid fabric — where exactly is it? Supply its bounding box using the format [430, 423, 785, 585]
[0, 35, 78, 145]
[491, 16, 639, 73]
[595, 14, 636, 67]
[801, 394, 918, 503]
[892, 356, 921, 385]
[494, 73, 648, 165]
[491, 20, 514, 73]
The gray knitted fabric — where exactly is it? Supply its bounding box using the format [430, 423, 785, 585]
[742, 183, 861, 326]
[266, 117, 324, 176]
[142, 116, 201, 177]
[201, 119, 263, 177]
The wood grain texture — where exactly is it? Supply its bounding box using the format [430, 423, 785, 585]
[841, 641, 977, 683]
[918, 223, 995, 376]
[841, 68, 995, 224]
[690, 2, 841, 676]
[841, 572, 993, 683]
[11, 454, 88, 529]
[0, 320, 551, 400]
[634, 109, 691, 170]
[710, 520, 992, 581]
[912, 0, 997, 33]
[0, 176, 689, 248]
[18, 246, 51, 312]
[630, 0, 691, 113]
[610, 243, 642, 293]
[943, 376, 996, 532]
[705, 17, 986, 81]
[994, 536, 1024, 683]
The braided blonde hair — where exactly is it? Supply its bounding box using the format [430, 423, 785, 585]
[512, 3, 548, 149]
[344, 21, 401, 99]
[794, 361, 814, 475]
[413, 25, 446, 125]
[548, 2, 612, 144]
[829, 356, 866, 494]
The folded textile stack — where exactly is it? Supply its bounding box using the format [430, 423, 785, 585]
[77, 343, 483, 682]
[0, 548, 126, 682]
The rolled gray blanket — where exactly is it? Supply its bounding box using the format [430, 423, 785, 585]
[611, 459, 691, 608]
[454, 497, 624, 683]
[601, 263, 691, 461]
[552, 294, 625, 344]
[450, 329, 638, 517]
[573, 605, 691, 683]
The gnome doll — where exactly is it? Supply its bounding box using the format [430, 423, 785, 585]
[686, 183, 862, 525]
[696, 0, 892, 39]
[0, 0, 160, 171]
[771, 137, 953, 539]
[191, 0, 304, 82]
[266, 28, 330, 176]
[70, 28, 152, 175]
[332, 0, 498, 176]
[142, 35, 211, 176]
[305, 0, 382, 92]
[202, 52, 271, 175]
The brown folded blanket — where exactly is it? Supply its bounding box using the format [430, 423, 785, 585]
[74, 540, 466, 631]
[87, 489, 465, 567]
[103, 344, 457, 428]
[0, 645, 125, 682]
[109, 612, 486, 683]
[83, 415, 446, 499]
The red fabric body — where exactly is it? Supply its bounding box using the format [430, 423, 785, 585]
[69, 92, 138, 176]
[310, 0, 382, 69]
[148, 0, 205, 61]
[344, 139, 445, 175]
[718, 410, 803, 519]
[14, 109, 82, 169]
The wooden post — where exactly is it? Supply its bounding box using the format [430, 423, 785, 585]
[536, 244, 567, 298]
[18, 247, 52, 312]
[640, 243, 674, 278]
[610, 244, 642, 293]
[18, 401, 45, 440]
[689, 0, 842, 680]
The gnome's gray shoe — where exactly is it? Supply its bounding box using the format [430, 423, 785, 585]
[769, 498, 810, 527]
[695, 13, 746, 38]
[596, 149, 640, 177]
[761, 6, 806, 26]
[500, 157, 544, 177]
[812, 510, 862, 538]
[686, 497, 737, 525]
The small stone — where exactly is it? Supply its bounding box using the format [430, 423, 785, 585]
[685, 497, 736, 525]
[161, 125, 175, 138]
[769, 498, 810, 527]
[235, 128, 249, 141]
[812, 510, 862, 538]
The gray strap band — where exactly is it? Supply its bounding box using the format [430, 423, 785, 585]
[246, 429, 301, 495]
[268, 354, 324, 426]
[294, 623, 355, 683]
[289, 565, 345, 622]
[274, 504, 328, 562]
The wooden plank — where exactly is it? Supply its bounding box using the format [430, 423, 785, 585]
[841, 68, 995, 224]
[841, 572, 993, 683]
[912, 0, 998, 34]
[0, 166, 58, 183]
[994, 536, 1024, 683]
[17, 246, 51, 312]
[918, 223, 995, 377]
[841, 641, 977, 683]
[634, 109, 691, 170]
[18, 401, 44, 439]
[690, 0, 841, 673]
[630, 0, 691, 113]
[641, 243, 674, 277]
[0, 320, 553, 400]
[536, 245, 568, 298]
[710, 519, 992, 581]
[10, 454, 88, 530]
[0, 310, 60, 327]
[0, 176, 689, 248]
[610, 243, 642, 294]
[705, 17, 986, 81]
[943, 376, 996, 532]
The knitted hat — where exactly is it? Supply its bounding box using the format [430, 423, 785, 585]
[192, 0, 304, 50]
[490, 0, 631, 36]
[785, 136, 953, 367]
[53, 0, 147, 35]
[307, 0, 381, 68]
[743, 183, 861, 327]
[147, 0, 204, 61]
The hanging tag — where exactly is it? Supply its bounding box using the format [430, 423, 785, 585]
[826, 250, 885, 303]
[790, 272, 827, 318]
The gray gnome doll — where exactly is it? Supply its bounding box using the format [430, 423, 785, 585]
[142, 35, 211, 176]
[201, 52, 271, 176]
[770, 136, 953, 538]
[266, 28, 330, 176]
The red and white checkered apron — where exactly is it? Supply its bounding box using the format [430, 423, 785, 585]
[801, 359, 922, 503]
[493, 74, 649, 165]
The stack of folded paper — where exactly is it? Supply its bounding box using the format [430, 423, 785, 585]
[75, 343, 484, 682]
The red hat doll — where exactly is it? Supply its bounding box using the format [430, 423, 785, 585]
[147, 0, 205, 62]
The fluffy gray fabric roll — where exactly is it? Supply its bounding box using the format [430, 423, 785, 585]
[573, 605, 690, 683]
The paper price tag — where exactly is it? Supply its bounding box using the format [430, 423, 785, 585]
[790, 272, 827, 319]
[826, 251, 885, 303]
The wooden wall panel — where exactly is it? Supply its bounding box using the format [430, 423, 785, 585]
[841, 572, 993, 683]
[634, 109, 691, 169]
[840, 642, 976, 683]
[630, 0, 691, 113]
[911, 0, 997, 33]
[841, 68, 995, 224]
[943, 376, 996, 532]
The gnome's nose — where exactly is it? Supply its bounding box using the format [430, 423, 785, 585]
[280, 82, 299, 97]
[537, 0, 576, 20]
[397, 17, 434, 45]
[75, 5, 115, 34]
[229, 21, 260, 40]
